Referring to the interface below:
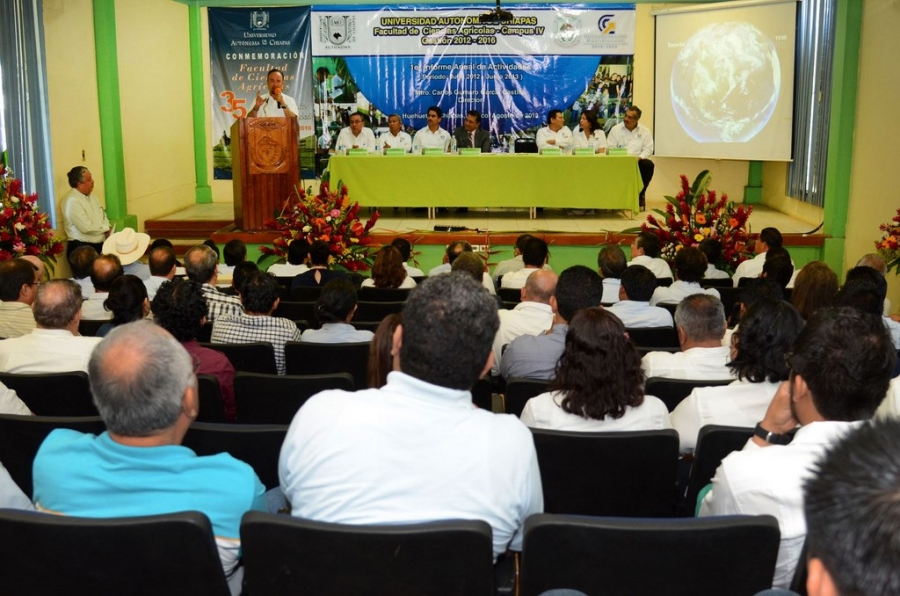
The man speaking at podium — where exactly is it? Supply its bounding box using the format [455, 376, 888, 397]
[248, 68, 298, 118]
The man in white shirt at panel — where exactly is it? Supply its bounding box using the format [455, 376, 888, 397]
[535, 109, 572, 152]
[606, 106, 654, 210]
[606, 265, 674, 329]
[335, 111, 377, 153]
[412, 105, 451, 153]
[628, 231, 672, 279]
[380, 114, 413, 152]
[641, 294, 734, 381]
[248, 68, 298, 119]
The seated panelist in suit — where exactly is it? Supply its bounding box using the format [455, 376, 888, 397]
[452, 110, 491, 153]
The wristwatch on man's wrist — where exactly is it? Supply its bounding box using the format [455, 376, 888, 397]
[754, 422, 791, 445]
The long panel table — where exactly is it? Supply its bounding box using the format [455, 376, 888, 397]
[327, 154, 642, 218]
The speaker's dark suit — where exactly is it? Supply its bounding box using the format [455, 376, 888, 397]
[453, 127, 492, 153]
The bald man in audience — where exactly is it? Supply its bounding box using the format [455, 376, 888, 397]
[492, 269, 557, 375]
[68, 246, 97, 299]
[0, 258, 38, 338]
[81, 254, 123, 321]
[144, 246, 177, 300]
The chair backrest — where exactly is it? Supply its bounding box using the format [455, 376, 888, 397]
[626, 327, 680, 349]
[196, 374, 228, 423]
[181, 422, 287, 490]
[503, 377, 550, 417]
[531, 428, 679, 517]
[519, 513, 780, 596]
[351, 320, 381, 333]
[514, 137, 538, 154]
[234, 371, 354, 424]
[290, 285, 323, 301]
[645, 377, 735, 412]
[355, 300, 405, 322]
[284, 341, 371, 389]
[0, 413, 106, 497]
[274, 300, 319, 327]
[0, 371, 97, 417]
[497, 287, 522, 304]
[716, 286, 742, 323]
[359, 286, 412, 302]
[702, 278, 734, 288]
[658, 302, 678, 318]
[471, 377, 493, 412]
[77, 318, 107, 337]
[655, 276, 674, 287]
[682, 425, 755, 515]
[0, 509, 230, 596]
[200, 342, 278, 375]
[196, 321, 213, 343]
[240, 512, 494, 596]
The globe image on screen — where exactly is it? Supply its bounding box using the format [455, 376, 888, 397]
[671, 22, 780, 143]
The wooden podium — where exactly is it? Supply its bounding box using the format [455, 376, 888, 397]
[231, 117, 299, 231]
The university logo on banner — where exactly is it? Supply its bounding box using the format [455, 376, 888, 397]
[320, 15, 356, 47]
[251, 11, 269, 30]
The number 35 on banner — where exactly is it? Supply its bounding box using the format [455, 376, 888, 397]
[220, 91, 247, 119]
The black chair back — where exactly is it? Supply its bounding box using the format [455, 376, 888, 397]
[514, 138, 538, 153]
[471, 377, 493, 412]
[645, 377, 735, 412]
[196, 321, 213, 343]
[234, 371, 354, 424]
[626, 326, 679, 349]
[716, 286, 743, 322]
[77, 318, 107, 337]
[274, 300, 318, 327]
[0, 371, 97, 417]
[503, 377, 550, 417]
[519, 513, 781, 596]
[290, 285, 323, 301]
[284, 341, 371, 389]
[181, 422, 288, 490]
[531, 428, 679, 517]
[682, 425, 755, 515]
[497, 287, 522, 304]
[351, 320, 381, 333]
[0, 414, 106, 497]
[359, 286, 412, 302]
[702, 278, 734, 288]
[658, 302, 678, 319]
[240, 512, 494, 596]
[655, 276, 674, 287]
[196, 374, 228, 423]
[356, 300, 405, 322]
[200, 342, 278, 375]
[0, 509, 230, 596]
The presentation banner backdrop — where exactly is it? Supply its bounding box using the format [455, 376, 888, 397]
[311, 4, 635, 150]
[209, 7, 313, 179]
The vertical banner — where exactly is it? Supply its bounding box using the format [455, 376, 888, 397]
[311, 4, 635, 154]
[209, 7, 313, 179]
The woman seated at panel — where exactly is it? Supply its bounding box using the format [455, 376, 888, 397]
[290, 240, 348, 289]
[520, 308, 669, 431]
[97, 275, 150, 337]
[300, 279, 374, 344]
[360, 246, 417, 290]
[571, 110, 608, 154]
[669, 298, 804, 454]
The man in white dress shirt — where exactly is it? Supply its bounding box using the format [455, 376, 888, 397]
[835, 265, 900, 349]
[492, 234, 553, 285]
[642, 294, 733, 381]
[68, 246, 97, 300]
[535, 109, 572, 152]
[597, 245, 627, 304]
[628, 232, 672, 279]
[699, 238, 731, 280]
[492, 269, 557, 376]
[279, 274, 543, 561]
[143, 246, 177, 301]
[606, 106, 654, 209]
[81, 254, 123, 321]
[248, 68, 298, 118]
[335, 112, 377, 153]
[391, 238, 424, 277]
[380, 114, 412, 152]
[699, 307, 895, 589]
[62, 166, 111, 257]
[732, 227, 782, 287]
[606, 265, 674, 328]
[412, 105, 451, 153]
[650, 247, 720, 306]
[0, 258, 38, 339]
[500, 237, 549, 290]
[267, 239, 310, 277]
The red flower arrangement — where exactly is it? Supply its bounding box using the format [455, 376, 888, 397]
[875, 207, 900, 274]
[0, 165, 64, 271]
[632, 171, 753, 274]
[260, 181, 379, 272]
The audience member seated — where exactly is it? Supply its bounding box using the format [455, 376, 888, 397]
[143, 246, 176, 300]
[669, 299, 804, 454]
[491, 270, 557, 375]
[732, 226, 783, 287]
[452, 252, 503, 308]
[0, 280, 101, 373]
[722, 278, 785, 347]
[96, 275, 150, 337]
[300, 279, 374, 343]
[68, 245, 97, 299]
[102, 228, 150, 280]
[627, 231, 672, 279]
[642, 294, 733, 381]
[361, 245, 416, 289]
[223, 262, 258, 297]
[699, 238, 730, 280]
[520, 307, 669, 431]
[791, 261, 838, 321]
[500, 237, 549, 290]
[212, 272, 302, 375]
[699, 307, 895, 589]
[391, 238, 424, 277]
[606, 265, 674, 328]
[430, 240, 496, 294]
[760, 246, 795, 290]
[20, 255, 47, 284]
[152, 279, 236, 422]
[597, 245, 626, 304]
[0, 460, 33, 510]
[835, 265, 900, 349]
[267, 238, 310, 277]
[856, 252, 892, 316]
[291, 240, 348, 289]
[501, 266, 603, 381]
[0, 258, 38, 338]
[279, 273, 543, 561]
[492, 234, 553, 284]
[367, 314, 402, 389]
[650, 246, 721, 306]
[0, 380, 31, 415]
[82, 254, 123, 321]
[184, 244, 243, 322]
[149, 237, 184, 275]
[32, 321, 265, 593]
[219, 239, 247, 278]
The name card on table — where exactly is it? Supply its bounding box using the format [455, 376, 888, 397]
[573, 148, 595, 156]
[384, 148, 407, 156]
[607, 148, 630, 156]
[540, 147, 562, 156]
[348, 149, 369, 156]
[422, 147, 444, 156]
[459, 148, 481, 156]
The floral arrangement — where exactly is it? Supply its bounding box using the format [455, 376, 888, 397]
[0, 165, 64, 270]
[632, 171, 753, 274]
[875, 207, 900, 275]
[260, 181, 379, 272]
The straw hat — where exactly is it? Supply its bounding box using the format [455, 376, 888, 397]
[102, 228, 150, 266]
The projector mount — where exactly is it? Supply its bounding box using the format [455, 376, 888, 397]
[478, 0, 514, 23]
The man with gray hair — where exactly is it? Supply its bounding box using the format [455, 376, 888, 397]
[32, 321, 265, 592]
[184, 244, 243, 322]
[0, 280, 101, 374]
[492, 268, 557, 376]
[641, 294, 733, 380]
[280, 274, 543, 562]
